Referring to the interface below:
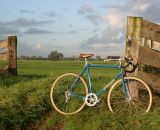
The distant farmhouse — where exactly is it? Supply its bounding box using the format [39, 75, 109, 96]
[104, 56, 120, 61]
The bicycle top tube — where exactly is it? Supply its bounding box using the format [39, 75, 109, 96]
[86, 63, 120, 69]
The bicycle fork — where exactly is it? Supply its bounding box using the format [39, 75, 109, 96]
[121, 75, 132, 101]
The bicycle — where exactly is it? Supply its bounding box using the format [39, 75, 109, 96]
[50, 54, 152, 115]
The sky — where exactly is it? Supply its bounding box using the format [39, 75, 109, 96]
[0, 0, 159, 58]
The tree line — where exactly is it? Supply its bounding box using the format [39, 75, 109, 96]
[18, 50, 63, 60]
[18, 50, 103, 60]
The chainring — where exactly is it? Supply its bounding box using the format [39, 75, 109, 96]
[85, 93, 99, 106]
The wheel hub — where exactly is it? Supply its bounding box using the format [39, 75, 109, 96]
[65, 91, 71, 102]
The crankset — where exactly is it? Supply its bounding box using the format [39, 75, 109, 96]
[85, 93, 100, 106]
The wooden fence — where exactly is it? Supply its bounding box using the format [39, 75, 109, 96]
[0, 36, 17, 75]
[125, 16, 160, 90]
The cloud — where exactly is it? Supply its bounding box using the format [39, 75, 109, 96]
[35, 43, 43, 49]
[0, 17, 53, 27]
[0, 17, 54, 36]
[80, 36, 125, 56]
[78, 4, 104, 26]
[69, 24, 73, 27]
[24, 28, 52, 34]
[17, 43, 48, 57]
[44, 11, 57, 17]
[86, 14, 103, 26]
[78, 4, 94, 14]
[102, 0, 160, 22]
[67, 30, 78, 34]
[127, 0, 152, 12]
[17, 42, 62, 57]
[137, 0, 160, 22]
[17, 43, 34, 56]
[0, 26, 20, 35]
[80, 12, 125, 56]
[81, 29, 124, 51]
[80, 0, 160, 56]
[105, 11, 123, 29]
[20, 9, 35, 14]
[92, 28, 100, 32]
[80, 10, 125, 55]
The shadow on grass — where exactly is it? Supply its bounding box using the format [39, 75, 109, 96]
[0, 73, 47, 88]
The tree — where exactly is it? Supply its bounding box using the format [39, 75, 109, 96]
[96, 55, 101, 60]
[48, 50, 63, 60]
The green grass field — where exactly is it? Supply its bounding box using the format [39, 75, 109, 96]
[0, 60, 160, 130]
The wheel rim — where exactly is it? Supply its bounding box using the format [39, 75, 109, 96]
[50, 73, 88, 115]
[108, 77, 152, 113]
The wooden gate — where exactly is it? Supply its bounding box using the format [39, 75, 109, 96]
[0, 36, 17, 75]
[125, 16, 160, 90]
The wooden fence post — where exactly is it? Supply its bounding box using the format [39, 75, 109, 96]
[7, 36, 17, 75]
[125, 16, 143, 96]
[125, 16, 143, 76]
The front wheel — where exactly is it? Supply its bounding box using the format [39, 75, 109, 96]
[108, 77, 152, 113]
[50, 73, 88, 115]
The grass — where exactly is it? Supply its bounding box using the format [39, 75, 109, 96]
[0, 60, 160, 130]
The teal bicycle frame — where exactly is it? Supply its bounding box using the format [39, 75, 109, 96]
[70, 62, 128, 100]
[50, 56, 152, 114]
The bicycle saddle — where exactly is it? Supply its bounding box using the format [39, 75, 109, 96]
[79, 54, 94, 58]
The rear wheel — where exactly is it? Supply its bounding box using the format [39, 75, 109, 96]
[108, 77, 152, 113]
[50, 73, 88, 115]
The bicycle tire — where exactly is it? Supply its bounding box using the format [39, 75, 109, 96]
[108, 77, 152, 113]
[50, 73, 88, 115]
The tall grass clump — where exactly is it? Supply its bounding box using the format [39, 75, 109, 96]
[0, 78, 53, 130]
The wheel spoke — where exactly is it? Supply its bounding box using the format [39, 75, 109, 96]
[108, 77, 152, 113]
[50, 73, 88, 115]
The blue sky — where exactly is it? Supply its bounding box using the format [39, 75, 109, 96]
[0, 0, 159, 58]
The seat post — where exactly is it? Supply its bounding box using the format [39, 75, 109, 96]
[85, 58, 88, 65]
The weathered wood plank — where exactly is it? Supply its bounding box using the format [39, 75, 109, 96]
[0, 48, 8, 54]
[152, 41, 160, 51]
[0, 40, 7, 49]
[137, 71, 160, 90]
[141, 20, 160, 43]
[143, 39, 160, 51]
[0, 53, 8, 61]
[145, 39, 152, 48]
[138, 46, 160, 68]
